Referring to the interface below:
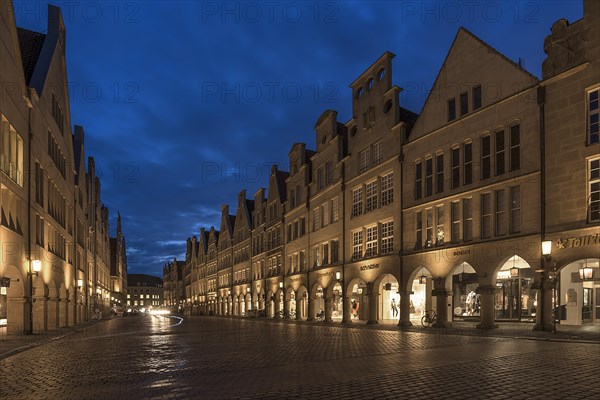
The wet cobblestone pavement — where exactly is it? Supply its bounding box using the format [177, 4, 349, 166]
[1, 315, 598, 399]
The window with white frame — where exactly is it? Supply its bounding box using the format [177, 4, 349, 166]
[588, 87, 599, 145]
[451, 147, 460, 189]
[0, 115, 24, 187]
[331, 197, 339, 222]
[352, 187, 363, 217]
[495, 130, 505, 176]
[359, 147, 370, 173]
[372, 140, 383, 165]
[436, 205, 444, 246]
[415, 211, 422, 250]
[509, 124, 520, 171]
[451, 201, 460, 243]
[381, 172, 393, 206]
[365, 181, 378, 212]
[352, 231, 363, 260]
[331, 240, 339, 263]
[425, 209, 433, 248]
[381, 221, 393, 254]
[481, 135, 491, 180]
[481, 193, 491, 238]
[322, 202, 329, 227]
[313, 245, 320, 267]
[365, 226, 378, 257]
[463, 142, 473, 185]
[589, 158, 600, 221]
[415, 161, 423, 200]
[463, 198, 473, 241]
[425, 158, 433, 197]
[436, 153, 444, 193]
[495, 189, 506, 236]
[509, 186, 521, 233]
[326, 160, 334, 185]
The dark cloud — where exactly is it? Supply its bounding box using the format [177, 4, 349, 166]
[15, 0, 581, 276]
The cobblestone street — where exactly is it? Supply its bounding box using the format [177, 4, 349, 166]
[1, 316, 599, 399]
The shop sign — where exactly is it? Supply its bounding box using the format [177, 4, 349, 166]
[556, 234, 600, 249]
[316, 272, 333, 278]
[453, 249, 470, 256]
[360, 263, 379, 271]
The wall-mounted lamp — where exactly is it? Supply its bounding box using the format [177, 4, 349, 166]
[542, 240, 552, 260]
[579, 260, 594, 280]
[335, 271, 341, 281]
[279, 281, 283, 289]
[246, 287, 251, 293]
[77, 279, 84, 288]
[31, 259, 41, 275]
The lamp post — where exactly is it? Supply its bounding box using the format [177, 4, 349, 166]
[540, 240, 553, 332]
[27, 259, 41, 335]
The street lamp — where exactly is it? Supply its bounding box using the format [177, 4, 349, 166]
[542, 240, 552, 259]
[32, 260, 41, 275]
[335, 271, 341, 281]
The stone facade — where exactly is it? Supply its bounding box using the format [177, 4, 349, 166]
[0, 2, 127, 334]
[172, 0, 599, 329]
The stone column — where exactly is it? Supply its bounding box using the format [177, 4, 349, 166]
[367, 284, 378, 325]
[476, 285, 498, 329]
[533, 276, 554, 331]
[307, 296, 316, 321]
[342, 295, 352, 324]
[60, 298, 69, 328]
[47, 297, 60, 330]
[32, 295, 47, 333]
[324, 295, 333, 322]
[431, 289, 452, 328]
[7, 297, 27, 335]
[398, 291, 413, 327]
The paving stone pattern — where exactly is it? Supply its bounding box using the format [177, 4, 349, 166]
[1, 316, 598, 399]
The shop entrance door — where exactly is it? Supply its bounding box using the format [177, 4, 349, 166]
[582, 288, 592, 323]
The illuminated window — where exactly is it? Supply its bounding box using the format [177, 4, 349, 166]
[0, 115, 24, 186]
[436, 205, 444, 246]
[425, 209, 433, 248]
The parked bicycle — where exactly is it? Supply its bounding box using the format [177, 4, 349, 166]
[315, 309, 325, 321]
[421, 310, 437, 328]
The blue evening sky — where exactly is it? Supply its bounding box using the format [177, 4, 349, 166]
[14, 1, 582, 277]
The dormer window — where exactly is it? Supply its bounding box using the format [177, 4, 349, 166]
[356, 87, 364, 98]
[377, 68, 386, 81]
[447, 98, 456, 122]
[367, 78, 374, 91]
